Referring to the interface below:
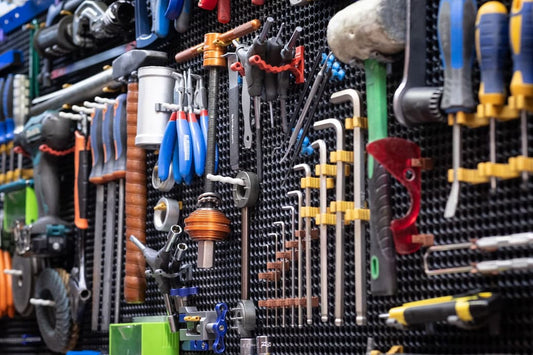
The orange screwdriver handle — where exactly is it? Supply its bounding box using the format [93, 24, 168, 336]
[124, 80, 148, 304]
[74, 131, 90, 230]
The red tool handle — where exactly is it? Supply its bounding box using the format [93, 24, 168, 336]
[124, 81, 148, 304]
[198, 0, 217, 10]
[252, 0, 264, 5]
[74, 131, 90, 230]
[217, 0, 230, 24]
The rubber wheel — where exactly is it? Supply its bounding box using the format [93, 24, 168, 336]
[34, 268, 74, 353]
[12, 255, 35, 317]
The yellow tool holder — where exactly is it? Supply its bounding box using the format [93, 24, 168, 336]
[446, 96, 533, 184]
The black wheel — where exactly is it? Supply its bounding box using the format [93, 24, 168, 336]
[34, 268, 75, 353]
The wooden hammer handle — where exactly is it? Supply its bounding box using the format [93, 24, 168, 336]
[124, 81, 148, 304]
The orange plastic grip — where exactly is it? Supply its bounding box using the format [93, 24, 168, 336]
[124, 82, 148, 304]
[74, 131, 90, 230]
[3, 251, 14, 318]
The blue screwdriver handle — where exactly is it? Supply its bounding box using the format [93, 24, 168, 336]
[165, 0, 184, 20]
[3, 74, 14, 142]
[510, 0, 533, 96]
[476, 2, 509, 105]
[438, 0, 477, 114]
[176, 110, 193, 183]
[158, 112, 177, 181]
[188, 111, 206, 177]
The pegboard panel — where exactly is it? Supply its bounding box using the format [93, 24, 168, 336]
[1, 0, 532, 354]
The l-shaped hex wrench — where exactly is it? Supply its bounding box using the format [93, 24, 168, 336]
[287, 190, 303, 327]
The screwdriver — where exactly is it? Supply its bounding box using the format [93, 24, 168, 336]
[264, 23, 284, 128]
[279, 26, 302, 134]
[380, 291, 500, 332]
[510, 0, 533, 188]
[438, 0, 477, 219]
[475, 1, 509, 193]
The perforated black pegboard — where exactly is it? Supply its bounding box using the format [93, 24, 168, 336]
[1, 0, 533, 354]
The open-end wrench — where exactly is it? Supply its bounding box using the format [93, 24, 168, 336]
[224, 52, 240, 170]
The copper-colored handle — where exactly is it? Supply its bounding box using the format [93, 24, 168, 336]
[124, 82, 148, 304]
[174, 19, 261, 63]
[175, 43, 204, 63]
[218, 19, 261, 43]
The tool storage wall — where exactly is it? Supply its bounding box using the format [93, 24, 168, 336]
[0, 0, 532, 354]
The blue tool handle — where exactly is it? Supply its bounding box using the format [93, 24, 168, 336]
[0, 78, 5, 122]
[89, 109, 105, 184]
[5, 118, 14, 142]
[172, 139, 182, 184]
[188, 112, 206, 176]
[176, 111, 193, 182]
[0, 121, 6, 145]
[165, 0, 184, 20]
[158, 113, 177, 181]
[3, 74, 13, 120]
[135, 0, 158, 47]
[151, 0, 170, 38]
[174, 0, 191, 33]
[200, 109, 208, 144]
[113, 94, 128, 178]
[510, 0, 533, 96]
[476, 2, 508, 105]
[438, 0, 477, 113]
[101, 103, 115, 180]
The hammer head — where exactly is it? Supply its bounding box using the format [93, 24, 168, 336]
[327, 0, 406, 65]
[112, 50, 168, 80]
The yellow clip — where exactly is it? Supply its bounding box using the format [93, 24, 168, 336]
[346, 208, 370, 221]
[330, 201, 353, 213]
[315, 164, 350, 177]
[315, 213, 336, 225]
[300, 177, 320, 189]
[330, 150, 354, 164]
[345, 116, 368, 130]
[476, 103, 519, 122]
[447, 168, 489, 184]
[508, 156, 533, 173]
[184, 316, 201, 322]
[448, 112, 489, 128]
[21, 169, 34, 180]
[301, 206, 319, 218]
[5, 171, 13, 183]
[0, 174, 5, 185]
[477, 162, 520, 180]
[508, 94, 533, 113]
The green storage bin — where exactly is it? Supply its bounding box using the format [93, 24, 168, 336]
[109, 321, 179, 355]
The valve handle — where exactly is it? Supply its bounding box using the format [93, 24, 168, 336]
[212, 302, 228, 354]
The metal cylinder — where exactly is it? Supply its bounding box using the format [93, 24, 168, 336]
[240, 338, 256, 355]
[256, 336, 271, 355]
[136, 66, 176, 149]
[153, 197, 181, 231]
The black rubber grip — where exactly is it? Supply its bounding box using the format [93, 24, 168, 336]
[263, 37, 282, 102]
[369, 162, 396, 296]
[244, 39, 267, 97]
[404, 301, 457, 325]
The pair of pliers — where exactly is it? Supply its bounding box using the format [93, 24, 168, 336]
[185, 69, 206, 179]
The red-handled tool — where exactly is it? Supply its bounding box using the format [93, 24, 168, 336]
[367, 137, 434, 254]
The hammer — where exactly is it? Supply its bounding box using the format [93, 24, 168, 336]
[328, 0, 405, 297]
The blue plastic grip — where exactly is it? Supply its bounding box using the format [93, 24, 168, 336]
[176, 111, 193, 183]
[5, 118, 13, 142]
[187, 112, 206, 177]
[158, 114, 177, 181]
[2, 74, 12, 119]
[477, 9, 508, 96]
[134, 0, 158, 48]
[151, 0, 170, 38]
[165, 0, 184, 20]
[510, 0, 533, 87]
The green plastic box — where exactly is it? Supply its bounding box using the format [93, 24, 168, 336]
[109, 321, 180, 355]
